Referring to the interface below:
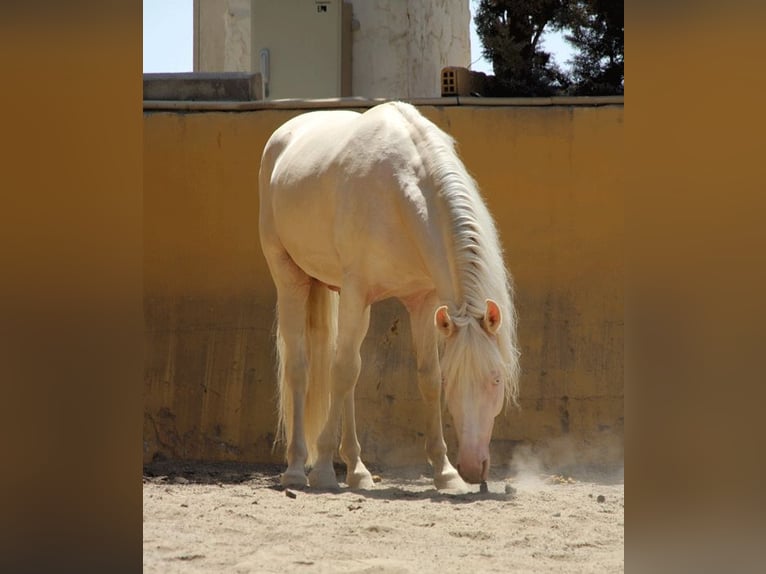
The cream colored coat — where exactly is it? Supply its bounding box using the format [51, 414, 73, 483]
[259, 102, 519, 491]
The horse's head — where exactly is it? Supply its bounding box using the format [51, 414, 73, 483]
[435, 299, 509, 484]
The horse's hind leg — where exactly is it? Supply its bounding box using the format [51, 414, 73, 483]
[266, 249, 312, 487]
[309, 282, 372, 489]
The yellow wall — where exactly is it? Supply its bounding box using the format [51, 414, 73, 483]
[144, 102, 623, 466]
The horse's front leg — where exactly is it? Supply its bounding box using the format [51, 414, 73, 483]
[406, 294, 468, 493]
[308, 285, 372, 489]
[417, 363, 466, 492]
[340, 389, 374, 489]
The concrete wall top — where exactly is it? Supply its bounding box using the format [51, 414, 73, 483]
[144, 73, 263, 102]
[143, 95, 624, 111]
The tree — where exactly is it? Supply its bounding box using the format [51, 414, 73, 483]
[473, 0, 624, 97]
[565, 0, 624, 95]
[474, 0, 571, 96]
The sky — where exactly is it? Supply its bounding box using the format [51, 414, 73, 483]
[143, 0, 574, 75]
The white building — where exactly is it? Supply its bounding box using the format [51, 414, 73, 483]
[193, 0, 470, 99]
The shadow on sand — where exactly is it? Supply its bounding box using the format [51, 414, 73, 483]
[143, 459, 622, 505]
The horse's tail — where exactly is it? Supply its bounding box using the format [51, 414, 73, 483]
[275, 280, 338, 466]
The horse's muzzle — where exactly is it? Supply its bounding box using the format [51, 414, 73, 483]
[456, 457, 489, 484]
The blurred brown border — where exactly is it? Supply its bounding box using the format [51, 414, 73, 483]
[2, 2, 766, 571]
[629, 4, 766, 572]
[0, 3, 142, 572]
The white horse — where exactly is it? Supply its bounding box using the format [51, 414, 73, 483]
[259, 102, 519, 491]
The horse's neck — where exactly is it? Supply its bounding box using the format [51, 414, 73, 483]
[391, 103, 496, 315]
[425, 179, 491, 317]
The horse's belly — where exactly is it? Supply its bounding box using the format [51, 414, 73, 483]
[284, 241, 343, 287]
[277, 209, 431, 300]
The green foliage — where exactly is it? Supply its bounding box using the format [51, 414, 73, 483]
[473, 0, 624, 97]
[565, 0, 624, 95]
[474, 0, 570, 96]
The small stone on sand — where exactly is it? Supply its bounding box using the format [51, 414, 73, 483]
[597, 495, 605, 503]
[480, 481, 488, 494]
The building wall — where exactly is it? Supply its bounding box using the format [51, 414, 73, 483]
[194, 0, 251, 72]
[194, 0, 470, 98]
[143, 102, 624, 467]
[350, 0, 470, 98]
[250, 0, 347, 99]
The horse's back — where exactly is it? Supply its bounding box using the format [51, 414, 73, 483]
[261, 103, 428, 187]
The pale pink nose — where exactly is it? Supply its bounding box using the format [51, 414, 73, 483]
[456, 454, 490, 484]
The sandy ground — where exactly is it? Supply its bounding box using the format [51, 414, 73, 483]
[143, 461, 623, 573]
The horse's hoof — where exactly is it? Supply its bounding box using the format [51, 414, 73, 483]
[347, 471, 375, 490]
[308, 466, 339, 490]
[281, 470, 308, 488]
[434, 471, 468, 493]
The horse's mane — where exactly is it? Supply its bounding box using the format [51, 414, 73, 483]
[390, 102, 520, 406]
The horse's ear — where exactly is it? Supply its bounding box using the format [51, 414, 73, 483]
[434, 305, 454, 337]
[483, 299, 502, 335]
